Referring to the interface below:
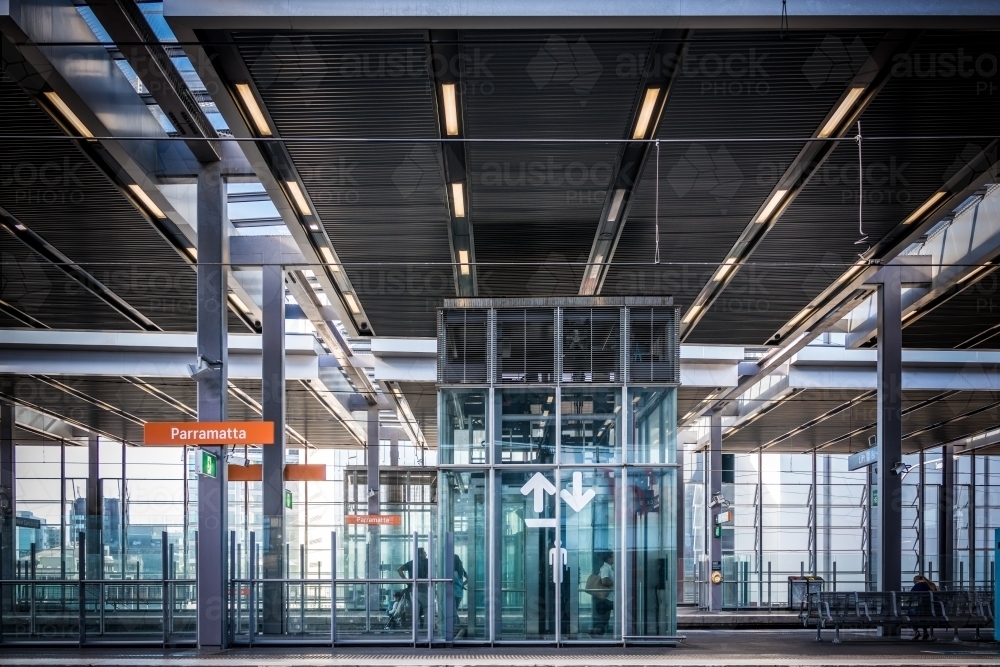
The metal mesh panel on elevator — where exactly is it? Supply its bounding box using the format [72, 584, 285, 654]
[561, 307, 622, 383]
[628, 307, 680, 383]
[438, 308, 489, 384]
[495, 308, 556, 384]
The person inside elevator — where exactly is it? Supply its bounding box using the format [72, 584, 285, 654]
[591, 552, 614, 636]
[398, 547, 429, 625]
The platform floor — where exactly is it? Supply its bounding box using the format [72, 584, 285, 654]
[0, 630, 999, 666]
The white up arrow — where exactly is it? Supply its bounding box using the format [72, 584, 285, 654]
[520, 472, 557, 512]
[560, 471, 596, 512]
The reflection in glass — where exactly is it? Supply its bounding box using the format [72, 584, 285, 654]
[438, 389, 487, 464]
[627, 468, 676, 636]
[560, 388, 620, 463]
[498, 389, 555, 463]
[629, 388, 677, 463]
[438, 470, 487, 639]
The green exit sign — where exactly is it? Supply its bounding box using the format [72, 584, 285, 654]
[285, 489, 293, 509]
[196, 450, 218, 478]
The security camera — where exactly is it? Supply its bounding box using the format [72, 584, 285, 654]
[891, 462, 911, 476]
[709, 492, 731, 509]
[868, 435, 877, 448]
[187, 356, 222, 380]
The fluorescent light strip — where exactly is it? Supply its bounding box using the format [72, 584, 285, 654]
[285, 181, 311, 216]
[458, 249, 470, 275]
[127, 184, 166, 218]
[713, 257, 737, 283]
[818, 86, 865, 138]
[681, 304, 702, 325]
[343, 293, 361, 315]
[958, 263, 991, 284]
[452, 182, 466, 218]
[43, 91, 94, 139]
[235, 83, 272, 136]
[442, 83, 459, 136]
[903, 191, 947, 225]
[319, 246, 340, 271]
[755, 189, 788, 224]
[228, 293, 252, 315]
[588, 254, 605, 282]
[786, 307, 813, 329]
[632, 87, 661, 140]
[607, 189, 626, 222]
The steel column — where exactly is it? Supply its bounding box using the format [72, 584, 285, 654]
[709, 414, 722, 612]
[0, 391, 13, 618]
[261, 239, 286, 635]
[196, 161, 229, 649]
[676, 448, 685, 605]
[367, 407, 380, 617]
[86, 435, 102, 581]
[876, 267, 903, 594]
[940, 446, 954, 588]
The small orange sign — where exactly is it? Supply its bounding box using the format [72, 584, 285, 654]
[144, 421, 274, 446]
[228, 464, 263, 482]
[346, 515, 402, 526]
[284, 464, 327, 482]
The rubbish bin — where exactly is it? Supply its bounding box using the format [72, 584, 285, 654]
[788, 575, 824, 609]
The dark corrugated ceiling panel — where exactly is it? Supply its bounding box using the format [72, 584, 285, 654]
[691, 31, 1000, 345]
[904, 274, 1000, 349]
[462, 30, 654, 296]
[0, 74, 199, 331]
[233, 32, 453, 337]
[1, 233, 135, 330]
[606, 31, 876, 306]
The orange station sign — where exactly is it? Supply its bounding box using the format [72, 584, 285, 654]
[346, 515, 402, 526]
[144, 421, 275, 446]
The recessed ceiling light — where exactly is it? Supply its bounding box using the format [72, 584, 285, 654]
[127, 184, 166, 218]
[903, 191, 947, 225]
[343, 293, 361, 315]
[458, 249, 470, 275]
[442, 83, 459, 136]
[681, 304, 702, 324]
[285, 181, 311, 216]
[43, 91, 94, 139]
[713, 257, 737, 282]
[228, 293, 253, 315]
[756, 189, 788, 224]
[818, 86, 865, 138]
[632, 87, 661, 140]
[607, 189, 626, 222]
[452, 182, 466, 218]
[319, 246, 340, 272]
[235, 83, 272, 137]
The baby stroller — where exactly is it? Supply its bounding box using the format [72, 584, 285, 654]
[385, 590, 411, 630]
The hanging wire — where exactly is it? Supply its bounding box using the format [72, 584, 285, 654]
[654, 138, 661, 264]
[780, 0, 789, 39]
[855, 121, 870, 255]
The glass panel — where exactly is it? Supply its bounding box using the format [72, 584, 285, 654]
[559, 388, 620, 464]
[498, 469, 557, 640]
[563, 468, 619, 641]
[628, 387, 677, 464]
[438, 389, 488, 465]
[497, 389, 556, 464]
[626, 468, 676, 637]
[438, 470, 487, 639]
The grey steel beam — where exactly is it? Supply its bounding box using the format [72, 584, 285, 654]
[868, 263, 904, 594]
[86, 0, 221, 162]
[708, 414, 722, 613]
[939, 446, 955, 587]
[195, 161, 229, 649]
[164, 0, 1000, 30]
[582, 30, 688, 296]
[0, 383, 14, 616]
[260, 237, 286, 635]
[427, 29, 477, 296]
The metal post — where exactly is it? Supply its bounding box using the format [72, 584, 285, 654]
[970, 454, 977, 590]
[810, 450, 817, 576]
[78, 531, 86, 645]
[299, 543, 305, 635]
[767, 561, 772, 610]
[709, 414, 722, 612]
[161, 531, 169, 645]
[427, 531, 435, 646]
[940, 447, 955, 589]
[330, 531, 337, 647]
[445, 532, 455, 643]
[677, 447, 686, 606]
[367, 407, 380, 619]
[261, 237, 286, 636]
[833, 561, 837, 593]
[873, 265, 903, 594]
[249, 531, 256, 645]
[229, 530, 236, 645]
[86, 436, 102, 581]
[0, 392, 14, 623]
[29, 542, 36, 637]
[411, 531, 418, 646]
[196, 160, 229, 649]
